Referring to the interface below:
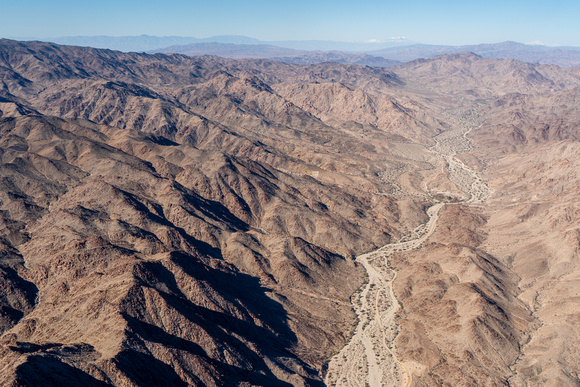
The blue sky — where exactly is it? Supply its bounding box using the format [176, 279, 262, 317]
[2, 0, 579, 46]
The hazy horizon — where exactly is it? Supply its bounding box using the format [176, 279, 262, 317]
[2, 0, 580, 47]
[5, 34, 578, 48]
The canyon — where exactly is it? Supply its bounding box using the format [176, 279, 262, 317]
[0, 39, 579, 386]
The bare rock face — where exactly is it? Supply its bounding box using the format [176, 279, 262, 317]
[1, 38, 580, 385]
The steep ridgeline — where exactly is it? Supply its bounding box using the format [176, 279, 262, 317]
[0, 39, 440, 386]
[0, 39, 580, 385]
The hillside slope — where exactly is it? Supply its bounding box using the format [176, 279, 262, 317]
[1, 39, 580, 385]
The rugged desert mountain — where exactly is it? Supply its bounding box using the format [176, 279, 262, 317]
[0, 38, 580, 386]
[475, 87, 580, 155]
[0, 114, 375, 385]
[386, 59, 580, 385]
[0, 39, 437, 385]
[393, 52, 580, 98]
[391, 128, 580, 386]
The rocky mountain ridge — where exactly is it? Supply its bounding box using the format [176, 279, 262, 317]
[0, 39, 580, 385]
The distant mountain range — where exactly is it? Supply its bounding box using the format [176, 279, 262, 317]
[45, 34, 415, 53]
[270, 51, 401, 67]
[151, 42, 305, 59]
[151, 43, 402, 67]
[47, 34, 262, 52]
[369, 41, 580, 67]
[14, 35, 580, 67]
[150, 40, 580, 68]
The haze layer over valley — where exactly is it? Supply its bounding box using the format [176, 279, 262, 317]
[0, 38, 579, 386]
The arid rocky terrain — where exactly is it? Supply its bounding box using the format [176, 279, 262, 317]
[0, 38, 579, 386]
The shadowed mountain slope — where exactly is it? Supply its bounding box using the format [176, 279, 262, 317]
[1, 39, 580, 385]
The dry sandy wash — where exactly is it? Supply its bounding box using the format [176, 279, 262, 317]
[325, 110, 490, 386]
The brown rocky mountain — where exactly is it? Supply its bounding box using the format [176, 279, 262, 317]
[0, 38, 579, 386]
